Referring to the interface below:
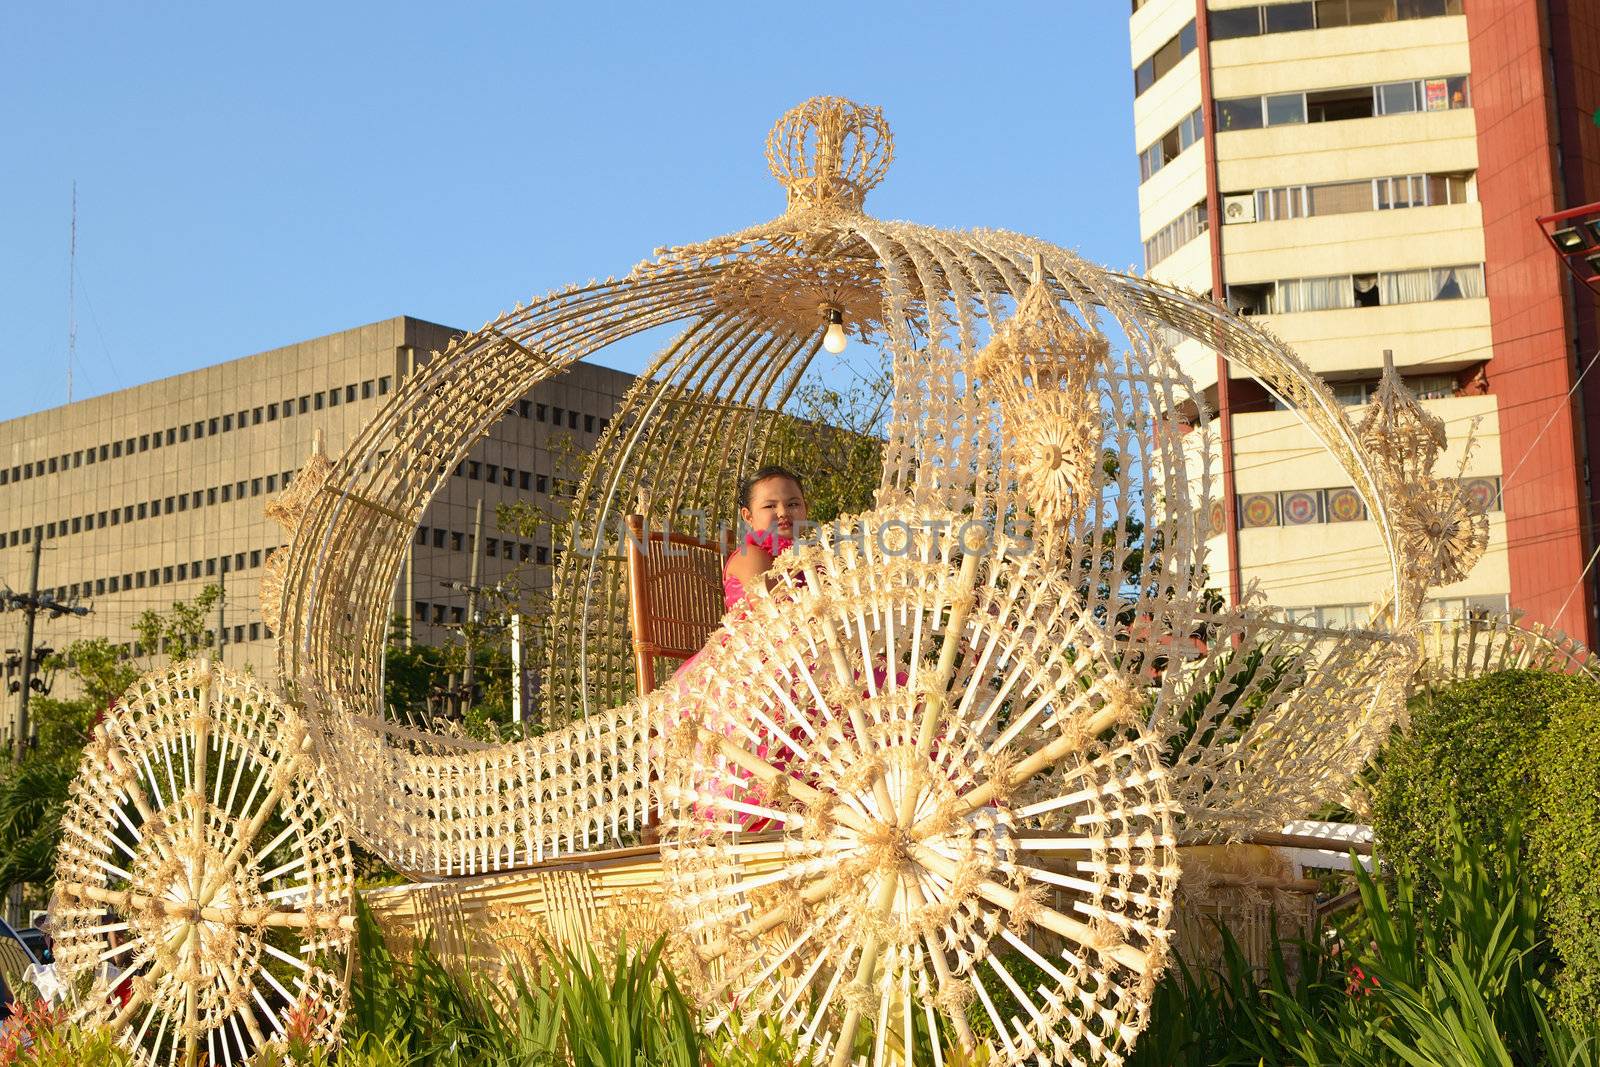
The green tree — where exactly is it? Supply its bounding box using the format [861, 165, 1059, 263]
[133, 582, 222, 661]
[1375, 668, 1600, 1021]
[0, 588, 221, 905]
[764, 375, 890, 524]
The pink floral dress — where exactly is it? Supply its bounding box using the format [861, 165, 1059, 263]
[670, 528, 796, 831]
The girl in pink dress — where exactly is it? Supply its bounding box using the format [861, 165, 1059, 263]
[672, 466, 808, 831]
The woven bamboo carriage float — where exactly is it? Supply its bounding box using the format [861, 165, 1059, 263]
[49, 97, 1498, 1067]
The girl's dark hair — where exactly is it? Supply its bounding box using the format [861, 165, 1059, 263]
[738, 465, 804, 509]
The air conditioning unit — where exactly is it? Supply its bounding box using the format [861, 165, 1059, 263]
[1222, 194, 1257, 224]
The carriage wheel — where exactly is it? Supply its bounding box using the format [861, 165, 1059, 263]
[661, 515, 1178, 1067]
[52, 660, 352, 1067]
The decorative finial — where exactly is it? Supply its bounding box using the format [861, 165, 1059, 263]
[1357, 348, 1488, 593]
[1356, 349, 1445, 485]
[976, 276, 1110, 536]
[765, 97, 893, 212]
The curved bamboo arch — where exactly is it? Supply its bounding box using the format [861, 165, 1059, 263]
[271, 98, 1426, 876]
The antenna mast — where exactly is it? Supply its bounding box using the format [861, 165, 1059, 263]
[67, 180, 77, 404]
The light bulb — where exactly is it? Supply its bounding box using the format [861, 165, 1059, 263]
[822, 308, 848, 353]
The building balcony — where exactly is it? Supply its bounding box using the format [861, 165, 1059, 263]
[1216, 110, 1478, 190]
[1211, 18, 1470, 100]
[1248, 298, 1491, 377]
[1230, 392, 1499, 495]
[1222, 202, 1484, 281]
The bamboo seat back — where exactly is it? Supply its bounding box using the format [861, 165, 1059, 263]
[624, 514, 731, 696]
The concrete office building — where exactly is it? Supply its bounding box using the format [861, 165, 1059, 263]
[0, 316, 632, 726]
[1130, 0, 1600, 639]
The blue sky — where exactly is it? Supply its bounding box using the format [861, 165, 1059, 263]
[0, 3, 1140, 423]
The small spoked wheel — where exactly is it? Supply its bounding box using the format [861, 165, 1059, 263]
[662, 516, 1178, 1067]
[52, 660, 352, 1067]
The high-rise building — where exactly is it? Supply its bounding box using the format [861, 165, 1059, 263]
[0, 316, 632, 728]
[1130, 0, 1600, 641]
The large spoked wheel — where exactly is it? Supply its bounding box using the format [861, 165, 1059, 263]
[52, 661, 352, 1067]
[661, 514, 1178, 1067]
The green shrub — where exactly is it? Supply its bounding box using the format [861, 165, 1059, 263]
[1373, 669, 1594, 885]
[1530, 691, 1600, 1022]
[1374, 669, 1600, 1017]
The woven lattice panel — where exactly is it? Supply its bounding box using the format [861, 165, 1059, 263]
[1415, 610, 1600, 688]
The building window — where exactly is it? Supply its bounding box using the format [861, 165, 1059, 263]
[267, 402, 278, 421]
[328, 388, 340, 407]
[1132, 107, 1203, 184]
[361, 380, 373, 399]
[1265, 92, 1306, 126]
[314, 392, 324, 410]
[518, 400, 531, 418]
[378, 376, 391, 395]
[1133, 19, 1196, 97]
[345, 384, 357, 403]
[536, 403, 547, 421]
[415, 601, 429, 621]
[468, 461, 481, 480]
[1215, 96, 1264, 131]
[502, 467, 514, 487]
[1265, 1, 1315, 30]
[568, 410, 578, 429]
[433, 528, 446, 548]
[1143, 201, 1209, 269]
[1381, 264, 1485, 302]
[1211, 7, 1264, 38]
[520, 471, 531, 490]
[1230, 262, 1484, 315]
[1249, 171, 1472, 222]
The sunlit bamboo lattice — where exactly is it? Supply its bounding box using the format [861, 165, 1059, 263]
[54, 95, 1480, 1067]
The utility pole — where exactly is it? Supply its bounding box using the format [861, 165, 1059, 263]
[2, 536, 88, 760]
[215, 567, 226, 662]
[510, 613, 523, 724]
[463, 498, 484, 711]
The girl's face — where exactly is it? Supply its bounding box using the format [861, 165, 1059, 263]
[741, 476, 807, 537]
